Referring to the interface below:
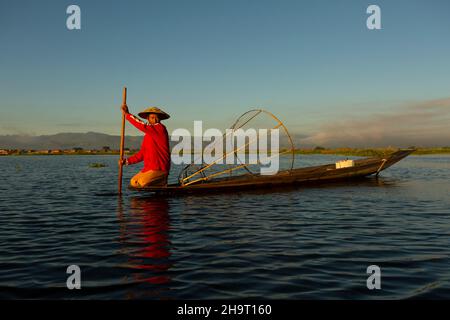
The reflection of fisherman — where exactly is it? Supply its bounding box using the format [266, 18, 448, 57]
[130, 198, 171, 260]
[119, 104, 171, 188]
[117, 197, 172, 288]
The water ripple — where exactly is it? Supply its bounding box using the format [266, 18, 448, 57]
[0, 155, 449, 299]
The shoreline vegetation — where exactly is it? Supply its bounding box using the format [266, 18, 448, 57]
[1, 147, 450, 157]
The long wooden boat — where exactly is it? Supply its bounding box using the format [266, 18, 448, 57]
[129, 149, 414, 195]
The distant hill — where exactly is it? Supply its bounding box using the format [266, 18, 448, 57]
[0, 132, 143, 150]
[0, 131, 298, 150]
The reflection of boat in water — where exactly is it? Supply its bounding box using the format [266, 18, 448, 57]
[131, 149, 414, 196]
[117, 197, 172, 287]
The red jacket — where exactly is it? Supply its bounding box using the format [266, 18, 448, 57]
[125, 113, 171, 173]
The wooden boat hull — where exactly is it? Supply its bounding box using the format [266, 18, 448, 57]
[129, 149, 414, 195]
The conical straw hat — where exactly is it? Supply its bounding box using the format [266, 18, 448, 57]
[138, 107, 170, 120]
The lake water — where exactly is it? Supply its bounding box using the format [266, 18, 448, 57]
[0, 154, 449, 299]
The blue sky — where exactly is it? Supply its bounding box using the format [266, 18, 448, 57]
[1, 0, 449, 146]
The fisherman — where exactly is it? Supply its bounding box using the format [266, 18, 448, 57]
[119, 104, 171, 188]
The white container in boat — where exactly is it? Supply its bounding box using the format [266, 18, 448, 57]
[335, 159, 354, 169]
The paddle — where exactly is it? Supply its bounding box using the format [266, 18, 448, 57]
[118, 86, 127, 195]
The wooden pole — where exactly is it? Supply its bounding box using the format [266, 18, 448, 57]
[118, 87, 127, 194]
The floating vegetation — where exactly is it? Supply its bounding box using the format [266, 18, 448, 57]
[89, 163, 107, 168]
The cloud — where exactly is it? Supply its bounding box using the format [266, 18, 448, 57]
[300, 97, 450, 148]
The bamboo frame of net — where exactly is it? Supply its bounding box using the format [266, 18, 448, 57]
[179, 109, 295, 186]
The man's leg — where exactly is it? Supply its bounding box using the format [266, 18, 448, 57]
[130, 171, 144, 188]
[137, 170, 168, 187]
[130, 170, 168, 188]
